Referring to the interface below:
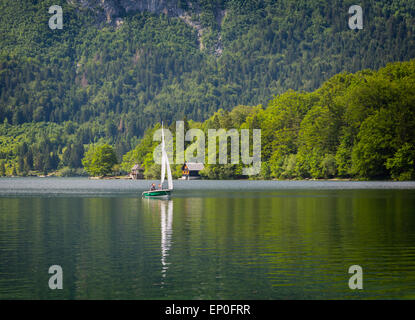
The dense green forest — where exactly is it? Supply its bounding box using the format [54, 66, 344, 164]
[121, 59, 415, 181]
[0, 1, 414, 178]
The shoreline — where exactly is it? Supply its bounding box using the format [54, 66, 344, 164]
[0, 175, 410, 182]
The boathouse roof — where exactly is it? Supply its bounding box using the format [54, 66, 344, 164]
[131, 164, 144, 171]
[183, 162, 205, 171]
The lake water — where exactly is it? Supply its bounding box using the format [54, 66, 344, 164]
[1, 178, 415, 299]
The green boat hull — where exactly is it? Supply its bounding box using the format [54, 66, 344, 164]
[142, 190, 172, 198]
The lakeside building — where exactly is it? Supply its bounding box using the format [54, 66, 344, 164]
[130, 164, 144, 179]
[181, 162, 204, 180]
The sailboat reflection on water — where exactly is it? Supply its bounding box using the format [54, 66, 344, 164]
[160, 200, 173, 279]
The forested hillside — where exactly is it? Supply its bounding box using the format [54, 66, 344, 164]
[1, 0, 415, 177]
[122, 60, 415, 181]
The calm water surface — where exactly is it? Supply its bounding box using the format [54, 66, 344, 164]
[0, 178, 415, 299]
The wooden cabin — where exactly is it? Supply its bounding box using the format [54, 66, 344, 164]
[130, 164, 144, 179]
[181, 162, 204, 180]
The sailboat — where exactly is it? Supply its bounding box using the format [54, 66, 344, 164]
[142, 123, 173, 198]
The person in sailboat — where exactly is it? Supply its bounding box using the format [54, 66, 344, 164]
[158, 184, 162, 190]
[150, 183, 156, 191]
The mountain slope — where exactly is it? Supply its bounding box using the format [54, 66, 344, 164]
[0, 0, 415, 174]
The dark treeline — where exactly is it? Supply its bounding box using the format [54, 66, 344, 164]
[1, 1, 415, 128]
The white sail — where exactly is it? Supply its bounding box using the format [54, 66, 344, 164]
[160, 123, 173, 190]
[160, 125, 166, 186]
[165, 148, 173, 190]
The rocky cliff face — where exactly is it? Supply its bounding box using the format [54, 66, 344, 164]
[68, 0, 224, 55]
[68, 0, 191, 23]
